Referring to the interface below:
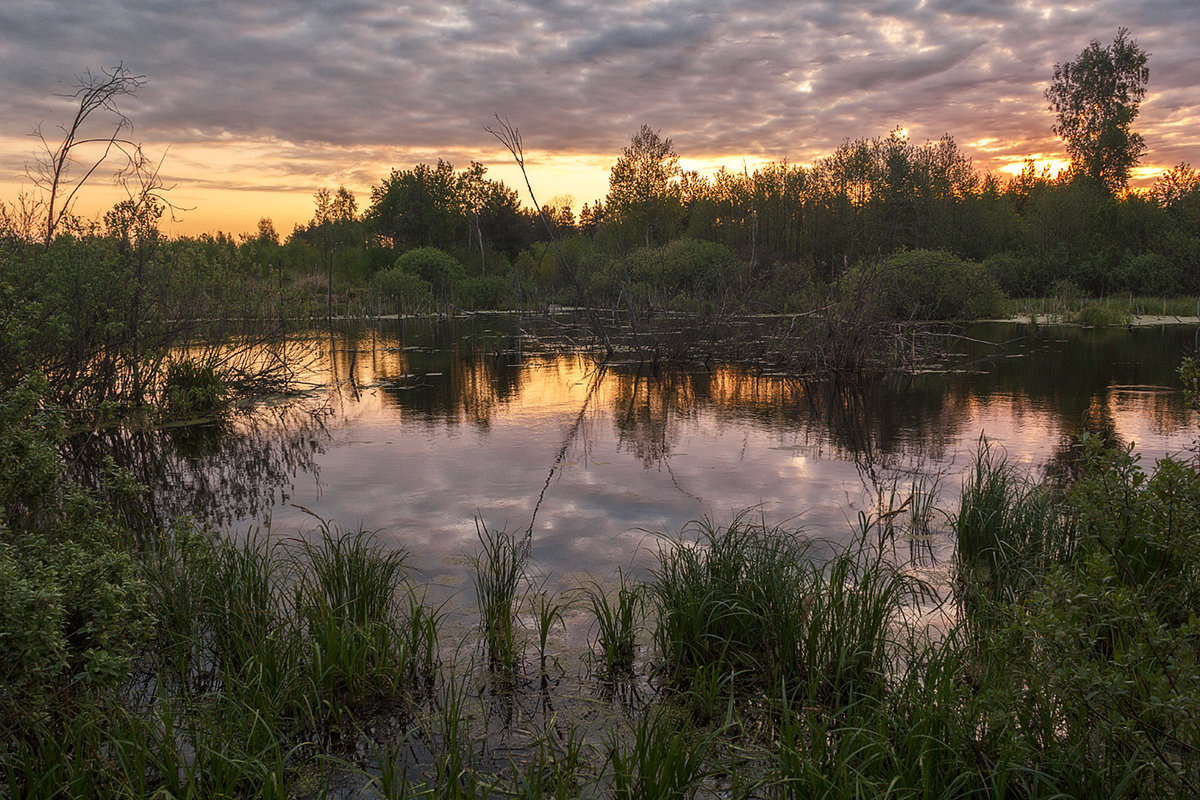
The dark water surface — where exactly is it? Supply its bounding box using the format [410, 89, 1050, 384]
[105, 317, 1200, 592]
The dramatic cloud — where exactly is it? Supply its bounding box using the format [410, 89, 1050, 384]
[1, 0, 1197, 233]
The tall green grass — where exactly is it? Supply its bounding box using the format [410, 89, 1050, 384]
[470, 521, 526, 678]
[650, 515, 918, 711]
[295, 521, 434, 727]
[583, 567, 643, 688]
[955, 438, 1075, 616]
[9, 437, 1200, 798]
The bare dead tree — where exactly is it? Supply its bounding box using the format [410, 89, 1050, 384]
[485, 115, 612, 353]
[27, 63, 152, 247]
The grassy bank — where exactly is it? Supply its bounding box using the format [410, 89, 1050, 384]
[1006, 293, 1200, 325]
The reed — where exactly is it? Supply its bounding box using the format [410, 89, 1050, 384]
[294, 521, 417, 720]
[528, 585, 571, 684]
[607, 705, 712, 800]
[651, 515, 916, 710]
[508, 720, 591, 800]
[583, 567, 643, 687]
[955, 438, 1074, 618]
[470, 520, 526, 677]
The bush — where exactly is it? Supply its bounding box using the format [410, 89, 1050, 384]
[841, 248, 1005, 321]
[0, 378, 151, 734]
[956, 438, 1200, 796]
[452, 274, 510, 310]
[371, 267, 433, 315]
[162, 358, 230, 418]
[620, 239, 739, 310]
[1068, 303, 1132, 327]
[393, 247, 466, 304]
[983, 251, 1051, 297]
[1115, 250, 1181, 296]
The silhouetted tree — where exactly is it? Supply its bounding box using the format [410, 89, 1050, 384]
[1046, 28, 1150, 194]
[607, 125, 684, 248]
[310, 186, 359, 318]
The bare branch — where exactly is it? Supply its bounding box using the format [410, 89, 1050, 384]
[486, 115, 612, 352]
[26, 63, 153, 247]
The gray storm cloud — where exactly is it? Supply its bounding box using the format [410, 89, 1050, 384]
[1, 0, 1197, 188]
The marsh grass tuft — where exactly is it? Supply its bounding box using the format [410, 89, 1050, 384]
[955, 438, 1074, 618]
[583, 567, 643, 689]
[470, 520, 526, 679]
[651, 515, 918, 711]
[294, 520, 424, 723]
[608, 704, 713, 800]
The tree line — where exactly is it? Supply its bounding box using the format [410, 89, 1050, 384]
[277, 30, 1195, 314]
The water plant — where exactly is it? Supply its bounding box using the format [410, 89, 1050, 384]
[607, 705, 713, 800]
[528, 585, 571, 686]
[294, 520, 420, 724]
[470, 520, 526, 678]
[583, 567, 643, 688]
[651, 515, 917, 711]
[955, 437, 1075, 619]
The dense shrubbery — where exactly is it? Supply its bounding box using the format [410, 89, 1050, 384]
[840, 248, 1006, 321]
[0, 227, 311, 415]
[955, 438, 1200, 796]
[370, 265, 433, 316]
[0, 378, 151, 738]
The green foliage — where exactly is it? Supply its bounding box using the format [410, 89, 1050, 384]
[1068, 302, 1134, 327]
[983, 250, 1052, 297]
[371, 265, 433, 315]
[1181, 356, 1200, 411]
[1046, 28, 1150, 193]
[954, 437, 1200, 796]
[583, 568, 643, 687]
[955, 440, 1075, 616]
[607, 125, 685, 248]
[841, 248, 1005, 320]
[162, 357, 230, 418]
[295, 522, 421, 714]
[583, 238, 740, 311]
[471, 521, 525, 677]
[607, 706, 712, 800]
[394, 246, 468, 305]
[650, 516, 914, 707]
[365, 159, 531, 262]
[453, 273, 510, 311]
[0, 378, 151, 738]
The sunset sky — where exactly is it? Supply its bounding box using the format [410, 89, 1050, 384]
[2, 0, 1198, 238]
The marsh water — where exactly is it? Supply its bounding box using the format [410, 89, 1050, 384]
[95, 316, 1200, 595]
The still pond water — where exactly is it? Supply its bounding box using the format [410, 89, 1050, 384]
[133, 316, 1200, 594]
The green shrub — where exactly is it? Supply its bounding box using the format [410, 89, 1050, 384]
[1181, 356, 1200, 411]
[955, 437, 1200, 796]
[453, 274, 510, 310]
[841, 248, 1005, 321]
[0, 378, 151, 734]
[393, 247, 467, 303]
[983, 251, 1051, 297]
[1068, 302, 1133, 327]
[162, 357, 230, 418]
[620, 238, 739, 309]
[371, 266, 433, 315]
[651, 516, 914, 707]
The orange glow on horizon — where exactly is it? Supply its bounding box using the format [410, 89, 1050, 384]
[0, 132, 1181, 239]
[997, 156, 1072, 179]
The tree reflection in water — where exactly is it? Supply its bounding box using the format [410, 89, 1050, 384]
[67, 317, 1197, 579]
[65, 398, 332, 536]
